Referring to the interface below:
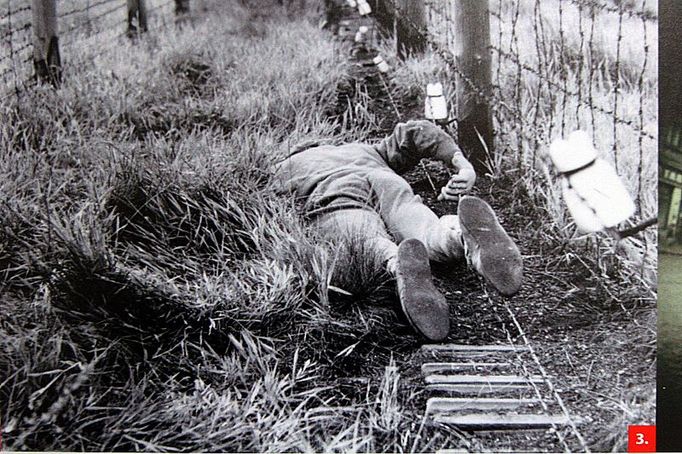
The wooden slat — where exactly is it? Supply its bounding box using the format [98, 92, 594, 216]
[421, 344, 529, 353]
[421, 362, 512, 375]
[432, 413, 572, 430]
[426, 397, 541, 413]
[425, 383, 534, 395]
[425, 375, 544, 385]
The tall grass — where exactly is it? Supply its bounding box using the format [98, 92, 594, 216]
[0, 2, 431, 451]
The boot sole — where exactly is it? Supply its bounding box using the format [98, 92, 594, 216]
[458, 196, 523, 296]
[395, 238, 449, 342]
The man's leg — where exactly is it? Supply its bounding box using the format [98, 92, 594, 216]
[367, 170, 523, 296]
[366, 170, 465, 262]
[313, 208, 398, 270]
[313, 208, 449, 341]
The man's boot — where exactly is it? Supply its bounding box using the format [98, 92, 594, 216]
[458, 196, 523, 296]
[394, 238, 449, 342]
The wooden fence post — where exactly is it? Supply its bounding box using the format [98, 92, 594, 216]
[454, 0, 493, 174]
[32, 0, 61, 85]
[395, 0, 426, 59]
[127, 0, 148, 37]
[175, 0, 190, 22]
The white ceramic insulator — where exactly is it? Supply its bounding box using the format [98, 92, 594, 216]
[358, 0, 372, 15]
[373, 55, 389, 73]
[424, 83, 448, 121]
[355, 25, 368, 42]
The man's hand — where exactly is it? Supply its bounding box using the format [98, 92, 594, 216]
[438, 167, 476, 201]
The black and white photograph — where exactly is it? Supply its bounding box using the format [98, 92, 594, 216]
[0, 0, 657, 452]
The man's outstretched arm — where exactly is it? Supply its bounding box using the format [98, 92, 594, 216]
[375, 120, 476, 200]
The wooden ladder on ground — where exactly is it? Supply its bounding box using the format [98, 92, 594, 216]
[419, 344, 583, 431]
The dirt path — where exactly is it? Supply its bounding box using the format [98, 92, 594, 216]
[325, 2, 655, 452]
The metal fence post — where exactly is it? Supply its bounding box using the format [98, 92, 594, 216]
[32, 0, 61, 85]
[396, 0, 426, 59]
[127, 0, 149, 37]
[455, 0, 493, 174]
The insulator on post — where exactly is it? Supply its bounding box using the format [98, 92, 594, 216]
[346, 0, 357, 8]
[355, 25, 369, 43]
[373, 55, 389, 73]
[424, 82, 448, 124]
[549, 131, 635, 233]
[358, 0, 372, 16]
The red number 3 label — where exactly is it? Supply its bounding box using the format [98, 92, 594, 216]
[628, 425, 656, 452]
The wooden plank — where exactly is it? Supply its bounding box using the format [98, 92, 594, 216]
[431, 413, 573, 430]
[421, 344, 528, 353]
[425, 375, 544, 385]
[425, 383, 534, 395]
[421, 362, 512, 375]
[426, 397, 541, 414]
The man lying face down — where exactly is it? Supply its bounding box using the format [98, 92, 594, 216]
[275, 120, 523, 342]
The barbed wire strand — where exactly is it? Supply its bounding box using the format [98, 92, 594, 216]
[559, 0, 568, 138]
[612, 7, 624, 173]
[587, 7, 597, 140]
[0, 4, 30, 21]
[59, 0, 119, 19]
[575, 2, 584, 127]
[637, 0, 651, 276]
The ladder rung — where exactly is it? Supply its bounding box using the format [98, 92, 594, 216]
[425, 375, 544, 385]
[421, 362, 512, 375]
[426, 397, 542, 413]
[431, 413, 574, 430]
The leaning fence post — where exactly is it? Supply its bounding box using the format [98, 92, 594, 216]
[127, 0, 148, 37]
[454, 0, 493, 174]
[32, 0, 61, 85]
[395, 0, 426, 59]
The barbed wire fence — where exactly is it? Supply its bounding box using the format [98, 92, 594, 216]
[0, 0, 196, 101]
[361, 0, 658, 281]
